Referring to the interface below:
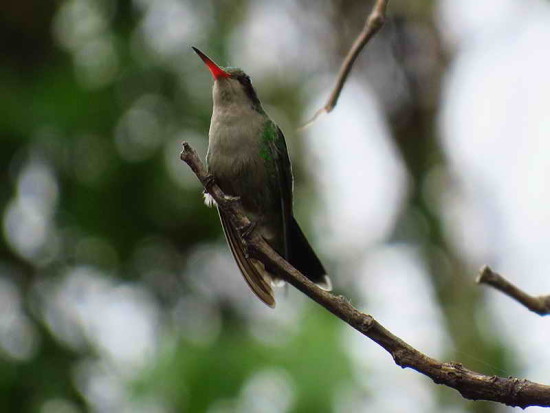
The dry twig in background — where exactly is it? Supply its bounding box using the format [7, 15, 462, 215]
[302, 0, 389, 128]
[180, 141, 550, 408]
[477, 266, 550, 316]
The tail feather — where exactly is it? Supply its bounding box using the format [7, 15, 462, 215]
[218, 211, 276, 307]
[288, 217, 331, 290]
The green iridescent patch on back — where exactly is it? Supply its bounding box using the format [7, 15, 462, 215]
[259, 147, 271, 161]
[259, 121, 278, 162]
[262, 121, 277, 143]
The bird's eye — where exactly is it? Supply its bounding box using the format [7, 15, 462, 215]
[238, 75, 251, 87]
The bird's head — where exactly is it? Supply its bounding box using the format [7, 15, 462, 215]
[192, 47, 262, 112]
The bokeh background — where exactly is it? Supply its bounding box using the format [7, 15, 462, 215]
[1, 0, 549, 411]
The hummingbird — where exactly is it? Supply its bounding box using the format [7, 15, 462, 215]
[193, 47, 331, 307]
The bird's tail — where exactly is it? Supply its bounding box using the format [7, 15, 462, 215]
[288, 217, 331, 291]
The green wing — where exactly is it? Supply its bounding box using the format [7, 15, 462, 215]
[262, 121, 294, 258]
[263, 120, 329, 287]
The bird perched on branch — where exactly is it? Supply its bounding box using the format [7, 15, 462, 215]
[192, 47, 331, 307]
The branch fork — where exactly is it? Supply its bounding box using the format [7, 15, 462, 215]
[301, 0, 389, 128]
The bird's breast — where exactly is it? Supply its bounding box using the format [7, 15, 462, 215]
[207, 107, 272, 208]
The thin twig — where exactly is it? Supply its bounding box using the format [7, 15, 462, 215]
[180, 141, 550, 408]
[477, 266, 550, 316]
[301, 0, 389, 129]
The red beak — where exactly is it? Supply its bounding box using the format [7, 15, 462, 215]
[192, 47, 231, 80]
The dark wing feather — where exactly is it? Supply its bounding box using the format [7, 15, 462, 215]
[271, 125, 330, 288]
[288, 216, 329, 288]
[269, 126, 294, 258]
[218, 210, 276, 307]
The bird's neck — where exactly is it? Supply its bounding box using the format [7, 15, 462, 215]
[210, 103, 267, 149]
[212, 101, 267, 126]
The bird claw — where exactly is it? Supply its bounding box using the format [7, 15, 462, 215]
[240, 221, 256, 240]
[239, 222, 256, 259]
[223, 194, 241, 203]
[243, 243, 252, 259]
[203, 174, 216, 189]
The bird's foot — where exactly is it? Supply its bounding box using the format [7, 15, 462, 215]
[239, 221, 256, 240]
[243, 243, 252, 259]
[202, 175, 217, 206]
[203, 174, 216, 190]
[222, 194, 241, 204]
[238, 221, 256, 258]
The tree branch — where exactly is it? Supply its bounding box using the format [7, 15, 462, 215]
[302, 0, 389, 128]
[180, 141, 550, 408]
[477, 266, 550, 316]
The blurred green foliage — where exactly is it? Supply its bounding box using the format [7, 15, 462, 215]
[0, 0, 354, 411]
[137, 309, 351, 412]
[0, 0, 515, 412]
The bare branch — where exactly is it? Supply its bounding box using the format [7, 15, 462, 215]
[477, 266, 550, 316]
[301, 0, 389, 128]
[180, 141, 550, 408]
